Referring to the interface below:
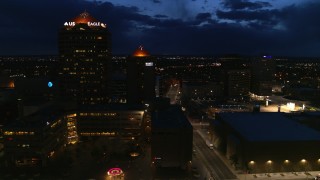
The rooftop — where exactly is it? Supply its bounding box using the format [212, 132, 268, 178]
[77, 103, 145, 111]
[152, 105, 192, 129]
[217, 112, 320, 142]
[132, 46, 149, 57]
[4, 104, 65, 129]
[64, 11, 107, 29]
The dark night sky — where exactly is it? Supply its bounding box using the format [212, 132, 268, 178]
[1, 0, 320, 56]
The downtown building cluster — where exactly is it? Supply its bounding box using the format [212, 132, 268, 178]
[1, 11, 320, 178]
[0, 12, 192, 171]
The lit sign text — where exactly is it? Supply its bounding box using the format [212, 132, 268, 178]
[64, 21, 106, 28]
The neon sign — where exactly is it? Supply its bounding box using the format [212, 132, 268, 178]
[107, 168, 123, 176]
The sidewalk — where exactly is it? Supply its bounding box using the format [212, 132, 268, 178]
[238, 171, 320, 180]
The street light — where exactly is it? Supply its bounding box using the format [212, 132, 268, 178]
[265, 160, 273, 174]
[267, 160, 272, 164]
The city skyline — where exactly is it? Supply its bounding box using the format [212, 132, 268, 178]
[1, 0, 320, 57]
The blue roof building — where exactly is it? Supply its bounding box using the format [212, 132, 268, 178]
[214, 112, 320, 173]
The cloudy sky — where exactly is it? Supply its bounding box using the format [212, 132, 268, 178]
[1, 0, 320, 56]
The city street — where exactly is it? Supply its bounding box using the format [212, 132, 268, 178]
[190, 120, 237, 180]
[191, 122, 320, 180]
[193, 131, 238, 180]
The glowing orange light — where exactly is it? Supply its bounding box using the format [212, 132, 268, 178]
[133, 46, 149, 57]
[72, 11, 98, 24]
[64, 11, 107, 28]
[9, 81, 15, 88]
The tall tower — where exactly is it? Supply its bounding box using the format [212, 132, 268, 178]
[251, 55, 275, 96]
[127, 46, 155, 105]
[220, 55, 251, 97]
[59, 11, 112, 105]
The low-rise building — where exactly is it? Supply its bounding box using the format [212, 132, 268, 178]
[3, 105, 66, 167]
[213, 112, 320, 173]
[76, 104, 145, 141]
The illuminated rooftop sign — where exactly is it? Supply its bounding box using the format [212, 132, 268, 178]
[64, 21, 106, 28]
[64, 12, 107, 28]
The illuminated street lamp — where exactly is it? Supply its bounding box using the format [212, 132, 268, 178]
[265, 160, 273, 174]
[267, 160, 272, 164]
[300, 159, 310, 172]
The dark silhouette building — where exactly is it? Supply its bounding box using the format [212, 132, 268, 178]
[151, 104, 193, 169]
[220, 55, 251, 98]
[3, 105, 67, 167]
[58, 11, 112, 105]
[251, 55, 275, 96]
[127, 46, 155, 105]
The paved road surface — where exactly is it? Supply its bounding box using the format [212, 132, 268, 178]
[193, 130, 237, 180]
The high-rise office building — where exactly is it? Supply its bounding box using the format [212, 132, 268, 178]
[127, 46, 155, 104]
[227, 69, 251, 97]
[220, 55, 251, 97]
[59, 11, 112, 105]
[251, 55, 275, 96]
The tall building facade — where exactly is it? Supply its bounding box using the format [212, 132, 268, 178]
[151, 105, 193, 169]
[59, 12, 112, 105]
[3, 105, 67, 167]
[127, 46, 155, 104]
[251, 56, 275, 96]
[227, 69, 251, 97]
[220, 55, 251, 97]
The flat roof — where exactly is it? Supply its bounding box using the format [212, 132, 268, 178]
[77, 104, 145, 111]
[152, 105, 192, 129]
[5, 105, 64, 129]
[218, 112, 320, 142]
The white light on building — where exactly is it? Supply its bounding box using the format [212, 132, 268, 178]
[287, 102, 295, 111]
[145, 62, 153, 66]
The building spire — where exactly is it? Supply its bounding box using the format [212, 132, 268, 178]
[80, 10, 89, 18]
